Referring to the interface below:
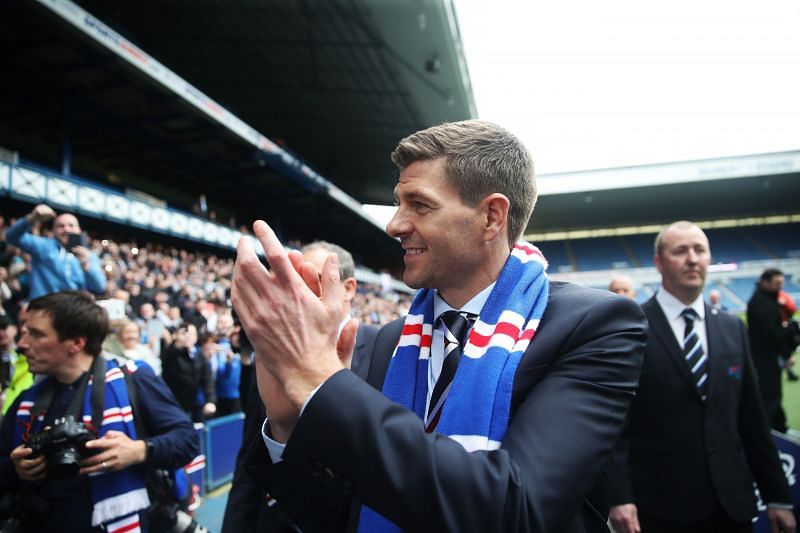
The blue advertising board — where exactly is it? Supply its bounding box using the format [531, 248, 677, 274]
[754, 431, 800, 531]
[204, 412, 245, 492]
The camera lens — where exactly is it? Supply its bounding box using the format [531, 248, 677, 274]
[47, 447, 82, 479]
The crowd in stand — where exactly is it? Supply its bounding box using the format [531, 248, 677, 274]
[0, 208, 410, 421]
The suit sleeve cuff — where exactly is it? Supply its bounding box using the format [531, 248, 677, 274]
[260, 381, 324, 462]
[767, 502, 795, 510]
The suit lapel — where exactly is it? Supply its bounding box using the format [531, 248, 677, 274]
[644, 297, 701, 396]
[351, 326, 370, 380]
[703, 303, 724, 399]
[366, 318, 403, 390]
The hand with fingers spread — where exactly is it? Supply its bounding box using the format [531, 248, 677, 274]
[232, 221, 356, 414]
[79, 430, 147, 475]
[10, 444, 48, 481]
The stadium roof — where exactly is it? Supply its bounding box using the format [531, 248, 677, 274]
[0, 0, 475, 270]
[527, 151, 800, 236]
[1, 0, 797, 273]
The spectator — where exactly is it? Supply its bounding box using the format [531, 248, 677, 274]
[0, 291, 197, 532]
[212, 312, 242, 416]
[748, 268, 796, 432]
[608, 274, 636, 300]
[136, 303, 169, 358]
[112, 320, 160, 375]
[162, 324, 217, 423]
[4, 204, 106, 299]
[0, 315, 32, 417]
[708, 288, 728, 312]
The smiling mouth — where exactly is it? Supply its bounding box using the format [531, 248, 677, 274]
[404, 248, 425, 256]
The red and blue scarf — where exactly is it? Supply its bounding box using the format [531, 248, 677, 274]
[359, 242, 549, 531]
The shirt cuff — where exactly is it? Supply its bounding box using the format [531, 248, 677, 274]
[767, 502, 795, 510]
[259, 382, 324, 463]
[261, 418, 286, 463]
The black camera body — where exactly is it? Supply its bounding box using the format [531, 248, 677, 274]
[27, 416, 98, 478]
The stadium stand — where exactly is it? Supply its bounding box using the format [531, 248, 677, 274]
[569, 236, 633, 272]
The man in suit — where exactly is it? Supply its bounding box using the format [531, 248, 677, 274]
[222, 241, 379, 532]
[232, 120, 647, 531]
[609, 221, 795, 533]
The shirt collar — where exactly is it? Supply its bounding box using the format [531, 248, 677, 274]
[433, 282, 495, 322]
[656, 286, 706, 321]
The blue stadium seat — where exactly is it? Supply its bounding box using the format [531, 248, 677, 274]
[570, 236, 632, 271]
[537, 241, 573, 272]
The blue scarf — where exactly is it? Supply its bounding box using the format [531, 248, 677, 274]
[15, 359, 150, 532]
[358, 242, 549, 532]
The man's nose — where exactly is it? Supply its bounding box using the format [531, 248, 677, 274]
[386, 208, 408, 237]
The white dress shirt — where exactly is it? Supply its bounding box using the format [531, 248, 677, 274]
[655, 287, 707, 354]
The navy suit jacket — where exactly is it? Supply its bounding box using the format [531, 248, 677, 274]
[240, 282, 647, 532]
[611, 297, 791, 522]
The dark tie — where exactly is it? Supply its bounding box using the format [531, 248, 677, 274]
[682, 308, 708, 399]
[426, 310, 475, 431]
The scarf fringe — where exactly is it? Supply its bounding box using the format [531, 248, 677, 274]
[91, 487, 149, 527]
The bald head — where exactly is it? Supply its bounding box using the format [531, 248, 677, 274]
[609, 275, 636, 300]
[709, 289, 721, 306]
[653, 221, 710, 304]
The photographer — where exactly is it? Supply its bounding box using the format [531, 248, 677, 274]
[4, 204, 106, 300]
[0, 291, 198, 532]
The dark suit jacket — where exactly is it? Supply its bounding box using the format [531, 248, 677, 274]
[239, 281, 646, 532]
[222, 324, 379, 533]
[611, 297, 791, 523]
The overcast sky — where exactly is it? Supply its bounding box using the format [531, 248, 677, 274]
[453, 0, 800, 175]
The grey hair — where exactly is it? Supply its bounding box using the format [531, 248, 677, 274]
[301, 241, 355, 280]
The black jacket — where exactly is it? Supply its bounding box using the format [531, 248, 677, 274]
[611, 297, 791, 522]
[161, 343, 216, 414]
[748, 286, 793, 358]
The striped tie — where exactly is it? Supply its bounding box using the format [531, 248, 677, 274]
[682, 308, 708, 399]
[426, 310, 475, 431]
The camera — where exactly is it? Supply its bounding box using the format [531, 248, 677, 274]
[26, 416, 98, 478]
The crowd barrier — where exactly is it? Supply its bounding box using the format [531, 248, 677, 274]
[183, 412, 244, 498]
[754, 431, 800, 530]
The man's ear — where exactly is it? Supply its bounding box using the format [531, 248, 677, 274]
[481, 193, 510, 242]
[343, 277, 357, 302]
[67, 336, 87, 356]
[653, 254, 663, 275]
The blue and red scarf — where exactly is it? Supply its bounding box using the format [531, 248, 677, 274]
[358, 242, 549, 531]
